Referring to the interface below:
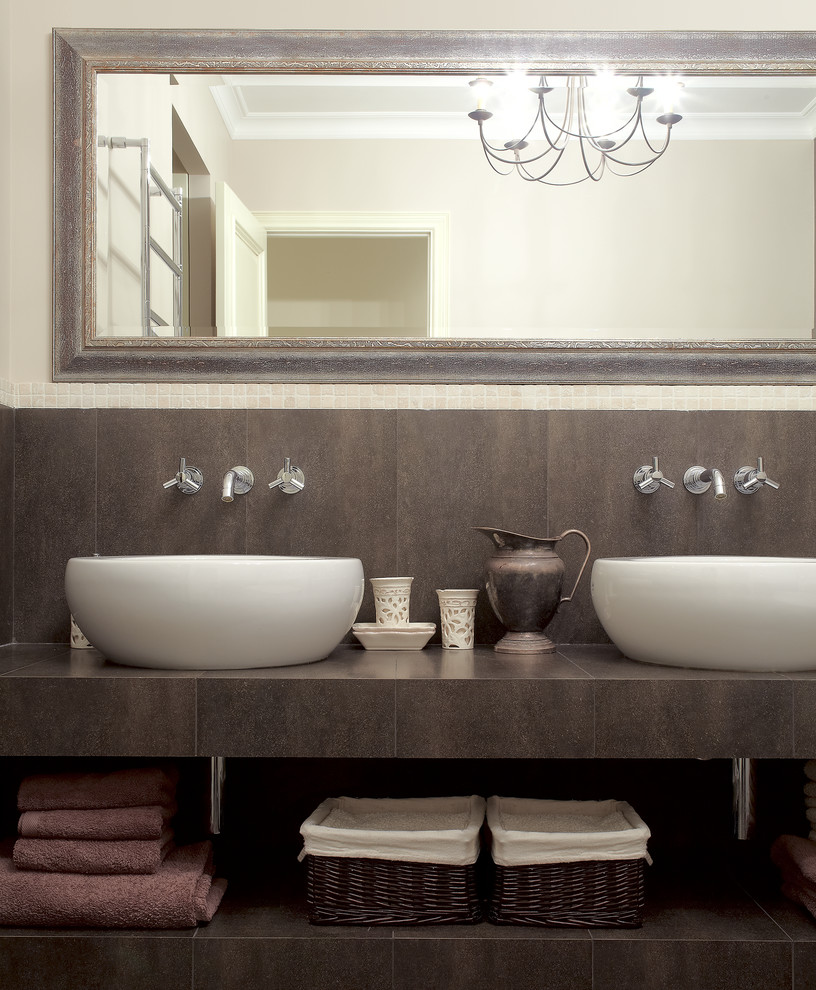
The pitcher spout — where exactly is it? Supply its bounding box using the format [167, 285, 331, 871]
[473, 527, 559, 552]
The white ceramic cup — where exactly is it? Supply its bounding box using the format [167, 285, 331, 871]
[436, 589, 479, 649]
[371, 577, 414, 625]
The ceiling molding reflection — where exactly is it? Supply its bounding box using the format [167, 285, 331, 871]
[209, 74, 816, 142]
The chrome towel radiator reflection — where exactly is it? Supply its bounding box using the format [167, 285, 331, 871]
[733, 757, 756, 840]
[210, 757, 226, 835]
[98, 135, 184, 337]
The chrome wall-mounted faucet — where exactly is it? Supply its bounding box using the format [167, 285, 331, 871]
[221, 466, 254, 503]
[163, 457, 203, 495]
[268, 457, 305, 495]
[734, 457, 780, 495]
[633, 456, 675, 494]
[683, 466, 727, 500]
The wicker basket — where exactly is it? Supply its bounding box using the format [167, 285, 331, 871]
[485, 797, 650, 928]
[300, 796, 485, 926]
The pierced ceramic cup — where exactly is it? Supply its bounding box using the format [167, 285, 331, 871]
[371, 577, 414, 625]
[436, 589, 479, 649]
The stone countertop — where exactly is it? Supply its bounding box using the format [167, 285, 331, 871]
[0, 643, 812, 759]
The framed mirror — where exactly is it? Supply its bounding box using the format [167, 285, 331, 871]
[53, 28, 816, 383]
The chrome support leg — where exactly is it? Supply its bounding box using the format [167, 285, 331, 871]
[732, 757, 756, 840]
[209, 756, 226, 835]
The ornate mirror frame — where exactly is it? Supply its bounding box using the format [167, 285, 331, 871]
[53, 28, 816, 384]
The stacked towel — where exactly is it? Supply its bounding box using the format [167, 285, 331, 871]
[13, 768, 178, 875]
[3, 767, 226, 928]
[0, 841, 226, 928]
[13, 828, 175, 874]
[771, 834, 816, 919]
[17, 766, 178, 811]
[18, 804, 177, 840]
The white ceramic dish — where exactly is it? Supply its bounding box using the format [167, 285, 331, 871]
[352, 622, 436, 651]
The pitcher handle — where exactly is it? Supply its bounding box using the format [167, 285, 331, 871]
[556, 529, 592, 605]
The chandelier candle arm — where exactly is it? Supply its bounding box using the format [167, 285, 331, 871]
[468, 72, 683, 186]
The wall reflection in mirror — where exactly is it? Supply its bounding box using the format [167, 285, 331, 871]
[95, 71, 816, 342]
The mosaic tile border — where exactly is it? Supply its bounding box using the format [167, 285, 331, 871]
[5, 381, 816, 411]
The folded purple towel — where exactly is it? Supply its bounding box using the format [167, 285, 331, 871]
[18, 804, 176, 841]
[17, 767, 178, 812]
[771, 834, 816, 885]
[12, 828, 174, 875]
[0, 841, 226, 929]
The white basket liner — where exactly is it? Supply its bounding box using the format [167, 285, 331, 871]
[299, 795, 486, 866]
[487, 797, 652, 867]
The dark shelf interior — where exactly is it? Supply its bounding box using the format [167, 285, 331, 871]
[1, 756, 815, 988]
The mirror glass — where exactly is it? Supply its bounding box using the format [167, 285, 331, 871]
[95, 70, 816, 343]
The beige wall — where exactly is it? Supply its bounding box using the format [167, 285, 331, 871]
[8, 0, 816, 382]
[0, 0, 10, 384]
[267, 235, 428, 337]
[172, 75, 232, 184]
[231, 137, 813, 338]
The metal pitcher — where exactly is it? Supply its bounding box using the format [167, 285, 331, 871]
[475, 527, 592, 654]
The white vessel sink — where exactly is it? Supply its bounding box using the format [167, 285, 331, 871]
[65, 555, 365, 670]
[591, 556, 816, 671]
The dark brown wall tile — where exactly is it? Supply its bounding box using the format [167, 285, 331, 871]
[14, 410, 96, 642]
[0, 405, 13, 645]
[193, 935, 392, 990]
[394, 937, 592, 990]
[97, 410, 248, 556]
[793, 681, 816, 758]
[246, 410, 398, 625]
[0, 936, 193, 990]
[197, 678, 395, 757]
[0, 675, 196, 756]
[795, 942, 816, 990]
[395, 679, 594, 758]
[396, 410, 549, 644]
[546, 410, 699, 646]
[592, 939, 791, 990]
[595, 679, 793, 758]
[693, 411, 815, 556]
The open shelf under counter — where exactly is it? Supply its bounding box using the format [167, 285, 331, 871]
[1, 855, 815, 990]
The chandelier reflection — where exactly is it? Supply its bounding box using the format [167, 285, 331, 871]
[468, 73, 683, 186]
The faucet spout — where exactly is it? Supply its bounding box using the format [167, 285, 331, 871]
[702, 467, 727, 500]
[221, 470, 237, 503]
[221, 466, 254, 503]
